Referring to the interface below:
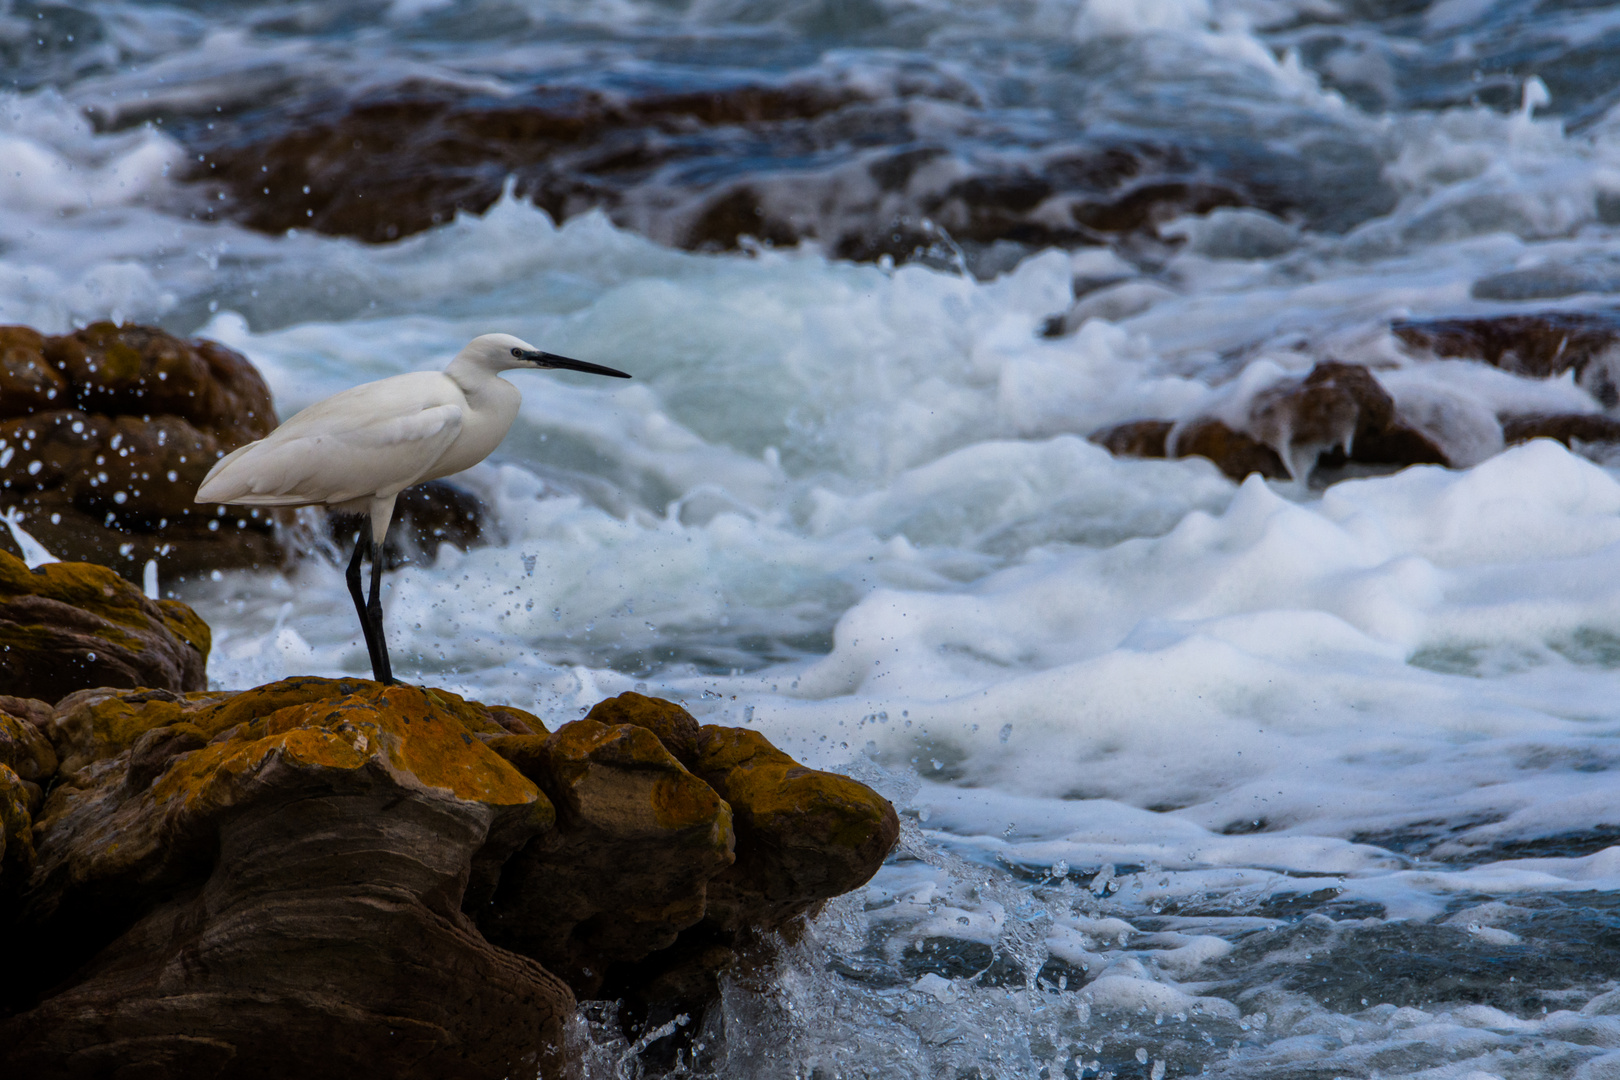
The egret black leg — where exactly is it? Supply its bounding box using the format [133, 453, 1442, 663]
[367, 534, 395, 685]
[346, 530, 385, 682]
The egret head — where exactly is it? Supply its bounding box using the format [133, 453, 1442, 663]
[458, 333, 631, 379]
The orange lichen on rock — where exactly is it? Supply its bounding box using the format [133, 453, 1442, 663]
[2, 678, 900, 1079]
[0, 709, 56, 785]
[481, 717, 735, 995]
[693, 725, 901, 932]
[5, 676, 571, 1080]
[0, 763, 34, 875]
[586, 691, 702, 765]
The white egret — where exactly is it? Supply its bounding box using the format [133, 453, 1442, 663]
[196, 333, 631, 683]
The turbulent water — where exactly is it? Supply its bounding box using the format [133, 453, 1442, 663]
[10, 1, 1620, 1076]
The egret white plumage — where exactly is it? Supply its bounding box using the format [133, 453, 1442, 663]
[195, 333, 631, 683]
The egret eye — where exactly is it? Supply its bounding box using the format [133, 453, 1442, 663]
[510, 347, 523, 357]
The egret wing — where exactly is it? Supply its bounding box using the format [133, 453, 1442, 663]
[197, 402, 464, 506]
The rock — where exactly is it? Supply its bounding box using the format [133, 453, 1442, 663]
[1, 677, 571, 1080]
[1090, 363, 1448, 483]
[1170, 418, 1290, 481]
[599, 720, 899, 1038]
[586, 691, 703, 766]
[1072, 180, 1250, 235]
[688, 726, 899, 935]
[1089, 419, 1173, 460]
[1502, 412, 1620, 448]
[0, 694, 54, 731]
[0, 550, 210, 702]
[0, 679, 899, 1077]
[86, 77, 1322, 271]
[0, 322, 282, 581]
[1392, 312, 1620, 406]
[480, 718, 736, 997]
[0, 711, 56, 799]
[0, 763, 34, 884]
[1247, 361, 1448, 479]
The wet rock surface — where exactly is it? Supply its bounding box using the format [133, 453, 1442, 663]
[1501, 412, 1620, 448]
[0, 680, 897, 1079]
[0, 551, 210, 703]
[1392, 312, 1620, 401]
[1092, 361, 1450, 483]
[0, 323, 281, 581]
[112, 80, 1314, 271]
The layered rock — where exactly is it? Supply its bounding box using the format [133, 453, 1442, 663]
[0, 682, 898, 1079]
[0, 323, 280, 580]
[2, 677, 569, 1080]
[0, 551, 209, 702]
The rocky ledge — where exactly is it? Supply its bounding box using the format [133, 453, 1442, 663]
[0, 670, 897, 1079]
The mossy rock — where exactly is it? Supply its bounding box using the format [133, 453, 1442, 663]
[0, 321, 286, 581]
[0, 762, 34, 876]
[0, 709, 56, 785]
[480, 717, 735, 996]
[585, 691, 702, 765]
[692, 725, 900, 932]
[28, 677, 554, 927]
[4, 676, 572, 1080]
[0, 550, 209, 702]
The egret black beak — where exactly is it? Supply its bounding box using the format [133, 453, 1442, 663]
[525, 350, 631, 378]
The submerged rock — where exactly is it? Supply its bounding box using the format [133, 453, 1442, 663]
[0, 323, 281, 581]
[1502, 412, 1620, 448]
[0, 680, 898, 1079]
[1091, 362, 1447, 483]
[96, 78, 1304, 271]
[1393, 311, 1620, 407]
[0, 550, 210, 702]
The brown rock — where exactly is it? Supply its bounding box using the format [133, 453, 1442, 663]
[480, 718, 735, 997]
[1169, 417, 1290, 481]
[0, 695, 51, 731]
[586, 691, 703, 766]
[1502, 412, 1620, 447]
[100, 78, 1313, 271]
[689, 726, 899, 934]
[598, 724, 899, 1041]
[1, 677, 569, 1080]
[0, 763, 34, 879]
[1248, 361, 1447, 478]
[0, 551, 210, 703]
[0, 327, 66, 418]
[1092, 364, 1449, 483]
[1392, 312, 1620, 379]
[0, 322, 283, 581]
[0, 710, 56, 786]
[1393, 312, 1620, 407]
[1072, 180, 1249, 235]
[1089, 419, 1172, 459]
